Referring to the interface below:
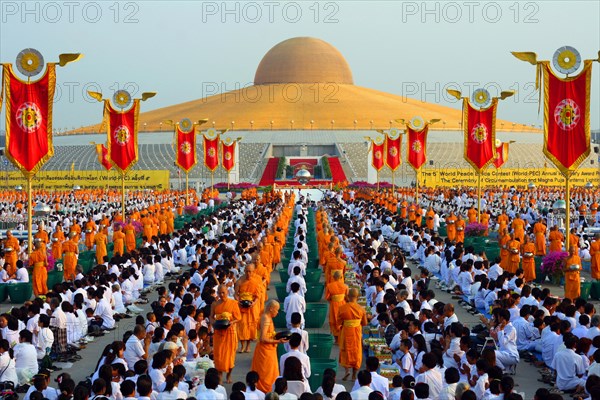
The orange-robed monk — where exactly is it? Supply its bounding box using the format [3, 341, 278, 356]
[61, 233, 79, 282]
[446, 212, 457, 242]
[590, 234, 600, 281]
[124, 222, 137, 252]
[533, 219, 547, 256]
[521, 236, 536, 283]
[549, 226, 564, 252]
[251, 300, 288, 393]
[210, 285, 242, 384]
[337, 288, 367, 381]
[235, 264, 261, 352]
[112, 225, 126, 257]
[3, 231, 20, 276]
[564, 246, 582, 300]
[31, 241, 48, 296]
[326, 270, 348, 340]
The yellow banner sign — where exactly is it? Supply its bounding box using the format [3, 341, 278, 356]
[0, 170, 170, 190]
[419, 168, 600, 188]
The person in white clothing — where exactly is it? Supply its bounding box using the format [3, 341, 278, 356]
[279, 333, 311, 379]
[284, 283, 306, 329]
[286, 267, 307, 296]
[350, 357, 389, 399]
[551, 335, 586, 392]
[491, 309, 519, 370]
[124, 325, 151, 370]
[92, 289, 115, 330]
[13, 330, 39, 385]
[415, 353, 443, 399]
[351, 370, 374, 400]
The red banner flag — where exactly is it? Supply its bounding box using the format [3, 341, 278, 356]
[371, 138, 385, 171]
[106, 99, 139, 173]
[542, 60, 592, 175]
[464, 98, 497, 172]
[221, 138, 236, 172]
[203, 128, 220, 171]
[407, 124, 429, 171]
[3, 63, 56, 176]
[385, 129, 402, 171]
[175, 125, 197, 173]
[95, 144, 112, 170]
[493, 141, 510, 169]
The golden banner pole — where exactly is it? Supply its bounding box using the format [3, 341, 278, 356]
[211, 171, 214, 189]
[227, 170, 230, 190]
[185, 172, 189, 206]
[477, 171, 482, 222]
[415, 168, 420, 205]
[377, 169, 380, 191]
[392, 170, 395, 193]
[565, 171, 571, 251]
[121, 173, 126, 220]
[27, 175, 33, 256]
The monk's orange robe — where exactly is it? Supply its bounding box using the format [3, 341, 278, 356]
[455, 219, 466, 244]
[213, 298, 242, 372]
[326, 280, 348, 337]
[564, 254, 582, 300]
[511, 218, 526, 243]
[521, 242, 536, 283]
[507, 240, 521, 274]
[533, 222, 547, 256]
[499, 234, 511, 270]
[62, 239, 78, 281]
[467, 208, 477, 224]
[591, 240, 600, 280]
[549, 230, 564, 252]
[251, 316, 279, 393]
[94, 232, 108, 264]
[31, 248, 48, 296]
[124, 224, 136, 252]
[337, 302, 367, 369]
[446, 216, 457, 242]
[84, 221, 97, 250]
[4, 236, 20, 276]
[113, 230, 126, 257]
[236, 279, 260, 341]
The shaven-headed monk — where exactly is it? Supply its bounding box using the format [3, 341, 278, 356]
[251, 299, 288, 393]
[210, 284, 241, 384]
[31, 240, 48, 296]
[235, 263, 260, 352]
[590, 233, 600, 281]
[61, 232, 79, 282]
[326, 270, 348, 342]
[337, 287, 367, 381]
[564, 246, 582, 300]
[112, 225, 126, 257]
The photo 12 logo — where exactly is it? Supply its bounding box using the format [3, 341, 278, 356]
[400, 81, 538, 104]
[400, 1, 540, 23]
[201, 1, 340, 23]
[1, 1, 140, 24]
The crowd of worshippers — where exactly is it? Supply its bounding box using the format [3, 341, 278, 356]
[317, 195, 600, 400]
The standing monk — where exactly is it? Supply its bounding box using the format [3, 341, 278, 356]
[549, 226, 564, 252]
[94, 229, 108, 265]
[210, 285, 241, 384]
[590, 234, 600, 281]
[533, 218, 547, 256]
[235, 264, 260, 353]
[564, 246, 582, 300]
[112, 225, 126, 257]
[507, 235, 521, 274]
[498, 229, 511, 270]
[325, 270, 348, 342]
[251, 299, 288, 393]
[511, 216, 526, 243]
[467, 206, 477, 224]
[521, 236, 536, 283]
[51, 224, 65, 260]
[31, 240, 48, 296]
[3, 231, 20, 276]
[426, 207, 435, 231]
[446, 212, 457, 242]
[337, 288, 367, 381]
[124, 221, 137, 253]
[61, 232, 78, 282]
[497, 210, 509, 234]
[84, 217, 97, 251]
[455, 215, 466, 244]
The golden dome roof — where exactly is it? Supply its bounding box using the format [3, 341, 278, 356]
[254, 37, 353, 85]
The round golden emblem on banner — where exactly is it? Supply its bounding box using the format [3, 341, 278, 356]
[554, 98, 580, 130]
[553, 46, 581, 75]
[179, 118, 193, 133]
[374, 150, 382, 160]
[16, 102, 43, 133]
[471, 123, 488, 144]
[225, 152, 232, 161]
[208, 148, 216, 157]
[472, 88, 491, 108]
[411, 139, 422, 153]
[409, 116, 425, 131]
[114, 125, 130, 146]
[16, 48, 44, 77]
[205, 128, 218, 140]
[389, 146, 398, 157]
[180, 141, 192, 155]
[388, 128, 401, 140]
[113, 90, 132, 109]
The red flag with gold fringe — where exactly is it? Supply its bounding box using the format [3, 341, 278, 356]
[203, 128, 220, 171]
[95, 144, 112, 170]
[407, 124, 428, 171]
[371, 138, 385, 171]
[106, 99, 139, 173]
[493, 141, 510, 169]
[3, 63, 56, 176]
[542, 60, 592, 175]
[385, 129, 402, 171]
[175, 125, 197, 173]
[464, 98, 497, 172]
[221, 138, 236, 172]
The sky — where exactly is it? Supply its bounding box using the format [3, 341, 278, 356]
[1, 0, 599, 131]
